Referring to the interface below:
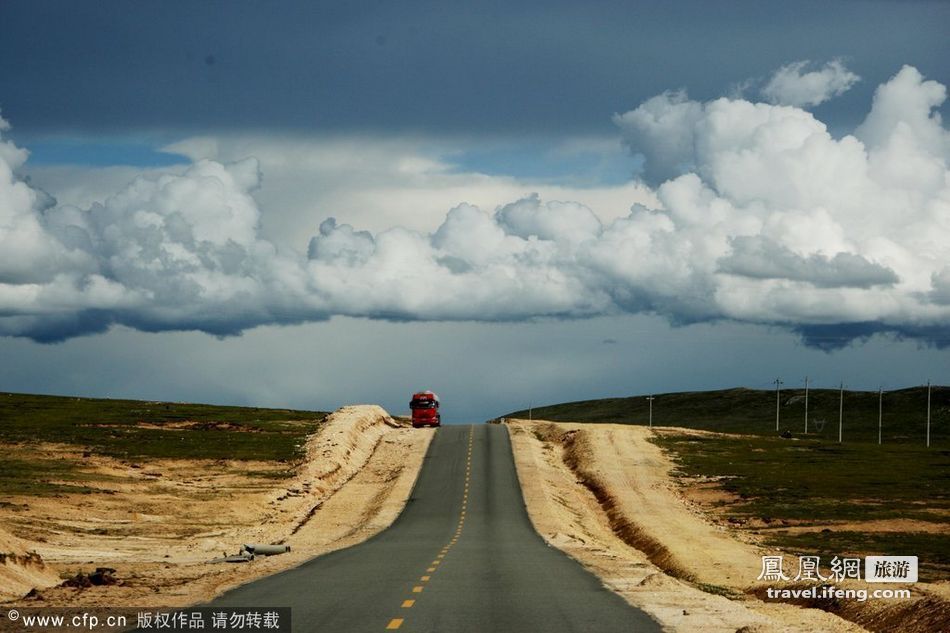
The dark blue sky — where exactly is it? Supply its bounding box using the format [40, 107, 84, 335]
[2, 0, 947, 140]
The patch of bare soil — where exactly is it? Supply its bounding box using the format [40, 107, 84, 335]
[0, 527, 61, 600]
[1, 405, 433, 607]
[507, 419, 881, 632]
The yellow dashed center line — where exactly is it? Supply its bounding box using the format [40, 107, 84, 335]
[386, 426, 475, 629]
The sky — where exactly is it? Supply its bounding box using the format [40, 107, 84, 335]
[1, 1, 948, 422]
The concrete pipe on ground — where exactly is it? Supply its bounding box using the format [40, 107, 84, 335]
[242, 544, 291, 556]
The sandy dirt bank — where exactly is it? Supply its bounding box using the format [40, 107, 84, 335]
[1, 405, 432, 607]
[506, 419, 948, 632]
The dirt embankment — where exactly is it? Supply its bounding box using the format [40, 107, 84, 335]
[506, 419, 883, 632]
[1, 405, 433, 606]
[0, 528, 61, 600]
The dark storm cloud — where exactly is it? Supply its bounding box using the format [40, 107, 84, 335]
[1, 0, 947, 137]
[794, 322, 950, 352]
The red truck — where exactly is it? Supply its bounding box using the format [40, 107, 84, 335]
[410, 390, 441, 428]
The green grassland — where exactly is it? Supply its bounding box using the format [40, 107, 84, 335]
[507, 387, 950, 581]
[0, 392, 328, 496]
[505, 386, 949, 445]
[652, 433, 949, 579]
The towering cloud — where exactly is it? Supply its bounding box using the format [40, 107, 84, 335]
[1, 64, 948, 346]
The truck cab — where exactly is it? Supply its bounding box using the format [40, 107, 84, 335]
[410, 390, 441, 428]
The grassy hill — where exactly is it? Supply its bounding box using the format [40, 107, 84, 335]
[504, 386, 949, 445]
[507, 386, 950, 580]
[0, 391, 328, 462]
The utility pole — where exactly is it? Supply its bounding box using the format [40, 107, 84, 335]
[878, 387, 883, 446]
[805, 376, 808, 435]
[774, 378, 783, 432]
[927, 381, 931, 448]
[838, 382, 844, 443]
[528, 401, 532, 422]
[646, 395, 655, 429]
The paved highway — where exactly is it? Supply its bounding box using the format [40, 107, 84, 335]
[211, 424, 661, 632]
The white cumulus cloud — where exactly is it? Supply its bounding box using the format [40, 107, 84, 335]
[1, 64, 949, 347]
[761, 59, 860, 107]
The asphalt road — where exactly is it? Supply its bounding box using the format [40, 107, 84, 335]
[211, 424, 661, 632]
